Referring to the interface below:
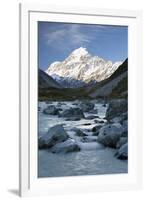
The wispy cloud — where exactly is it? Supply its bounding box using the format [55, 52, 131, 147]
[44, 24, 92, 50]
[39, 22, 128, 68]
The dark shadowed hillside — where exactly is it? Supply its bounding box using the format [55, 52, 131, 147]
[39, 69, 62, 89]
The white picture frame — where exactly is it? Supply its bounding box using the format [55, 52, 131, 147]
[19, 3, 143, 197]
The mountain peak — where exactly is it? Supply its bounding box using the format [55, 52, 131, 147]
[71, 47, 88, 56]
[46, 47, 122, 88]
[66, 47, 90, 64]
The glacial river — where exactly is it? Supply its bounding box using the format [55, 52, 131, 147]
[38, 100, 128, 178]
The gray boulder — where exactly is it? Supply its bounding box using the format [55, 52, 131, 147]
[113, 122, 123, 128]
[115, 143, 128, 160]
[116, 137, 128, 149]
[92, 125, 102, 136]
[51, 139, 80, 153]
[57, 102, 63, 107]
[121, 131, 128, 137]
[121, 112, 128, 120]
[38, 125, 69, 149]
[110, 113, 128, 124]
[59, 107, 84, 119]
[106, 99, 127, 121]
[71, 128, 87, 137]
[97, 124, 123, 148]
[122, 120, 128, 132]
[79, 101, 94, 112]
[110, 117, 123, 123]
[43, 105, 59, 115]
[121, 120, 128, 137]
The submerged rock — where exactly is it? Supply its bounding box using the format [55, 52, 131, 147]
[43, 105, 59, 115]
[65, 117, 81, 121]
[97, 124, 123, 148]
[115, 143, 128, 160]
[94, 119, 101, 123]
[85, 115, 99, 120]
[51, 139, 80, 153]
[79, 101, 94, 112]
[83, 123, 92, 126]
[92, 125, 102, 136]
[98, 120, 105, 124]
[38, 125, 69, 149]
[81, 136, 97, 143]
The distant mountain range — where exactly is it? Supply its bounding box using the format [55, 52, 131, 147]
[45, 47, 122, 88]
[38, 58, 128, 100]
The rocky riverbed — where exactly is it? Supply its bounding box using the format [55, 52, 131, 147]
[38, 99, 128, 177]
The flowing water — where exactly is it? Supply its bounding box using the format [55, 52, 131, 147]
[38, 100, 128, 178]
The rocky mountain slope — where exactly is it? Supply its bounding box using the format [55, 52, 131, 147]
[88, 58, 128, 98]
[46, 47, 122, 88]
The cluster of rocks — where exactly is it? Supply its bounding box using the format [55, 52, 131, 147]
[40, 99, 128, 160]
[43, 105, 60, 115]
[38, 124, 81, 153]
[39, 101, 100, 154]
[43, 101, 98, 121]
[96, 99, 128, 160]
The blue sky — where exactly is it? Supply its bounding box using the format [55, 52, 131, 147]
[38, 22, 128, 70]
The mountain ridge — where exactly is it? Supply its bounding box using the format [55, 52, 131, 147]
[46, 47, 122, 88]
[39, 58, 128, 100]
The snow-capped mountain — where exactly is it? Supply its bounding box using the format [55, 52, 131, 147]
[46, 47, 122, 88]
